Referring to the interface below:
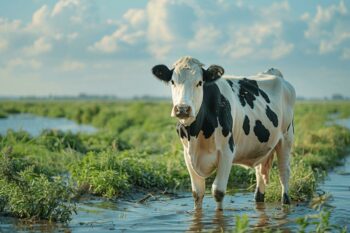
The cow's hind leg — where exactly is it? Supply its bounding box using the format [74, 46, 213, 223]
[212, 149, 234, 210]
[184, 151, 205, 210]
[275, 129, 293, 204]
[254, 153, 273, 202]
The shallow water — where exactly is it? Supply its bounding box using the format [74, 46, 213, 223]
[0, 192, 316, 232]
[1, 174, 349, 233]
[0, 114, 97, 136]
[318, 155, 350, 228]
[0, 118, 349, 232]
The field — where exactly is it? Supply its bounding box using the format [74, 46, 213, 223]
[0, 100, 350, 231]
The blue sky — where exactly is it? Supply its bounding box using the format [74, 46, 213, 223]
[0, 0, 349, 98]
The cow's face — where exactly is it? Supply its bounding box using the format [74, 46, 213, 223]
[152, 57, 224, 126]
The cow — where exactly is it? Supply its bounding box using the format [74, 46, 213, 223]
[151, 56, 296, 210]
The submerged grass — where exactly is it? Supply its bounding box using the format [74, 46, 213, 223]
[0, 100, 350, 222]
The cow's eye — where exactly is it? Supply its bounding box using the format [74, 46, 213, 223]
[170, 80, 175, 85]
[196, 81, 203, 87]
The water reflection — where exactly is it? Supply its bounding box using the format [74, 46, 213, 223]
[187, 209, 229, 233]
[254, 203, 269, 227]
[187, 209, 204, 232]
[212, 210, 227, 232]
[186, 201, 295, 233]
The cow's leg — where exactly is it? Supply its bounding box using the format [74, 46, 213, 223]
[254, 153, 273, 202]
[275, 129, 293, 204]
[212, 149, 234, 210]
[184, 151, 205, 210]
[255, 165, 265, 202]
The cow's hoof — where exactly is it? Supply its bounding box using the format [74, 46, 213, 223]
[254, 188, 265, 202]
[213, 189, 225, 203]
[282, 193, 291, 205]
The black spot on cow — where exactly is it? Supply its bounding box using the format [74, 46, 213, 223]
[228, 135, 234, 152]
[226, 79, 235, 92]
[177, 82, 233, 140]
[238, 78, 270, 109]
[243, 115, 250, 135]
[259, 89, 270, 103]
[254, 120, 270, 143]
[226, 79, 233, 87]
[266, 105, 278, 127]
[218, 95, 232, 137]
[238, 78, 258, 108]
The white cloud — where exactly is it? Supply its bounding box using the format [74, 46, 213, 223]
[146, 0, 173, 43]
[52, 0, 80, 17]
[304, 1, 347, 38]
[188, 25, 221, 50]
[23, 37, 52, 56]
[260, 1, 290, 18]
[88, 25, 128, 53]
[6, 58, 42, 70]
[60, 60, 85, 71]
[0, 38, 8, 51]
[222, 20, 292, 59]
[67, 32, 78, 40]
[123, 9, 146, 27]
[268, 41, 294, 59]
[341, 47, 350, 59]
[31, 5, 49, 27]
[319, 31, 350, 54]
[89, 10, 146, 54]
[0, 18, 22, 33]
[303, 0, 350, 56]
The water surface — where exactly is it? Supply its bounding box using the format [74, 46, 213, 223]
[0, 114, 97, 136]
[0, 117, 349, 232]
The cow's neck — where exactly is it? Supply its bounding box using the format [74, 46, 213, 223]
[184, 83, 221, 139]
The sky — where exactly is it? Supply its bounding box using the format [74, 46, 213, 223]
[0, 0, 349, 98]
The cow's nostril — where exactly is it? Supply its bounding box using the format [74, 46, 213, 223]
[175, 105, 191, 118]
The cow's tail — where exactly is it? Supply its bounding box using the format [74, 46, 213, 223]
[265, 68, 283, 78]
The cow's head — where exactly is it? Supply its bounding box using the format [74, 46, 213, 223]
[152, 56, 224, 126]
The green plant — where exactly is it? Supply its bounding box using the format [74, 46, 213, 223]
[0, 152, 76, 222]
[234, 214, 249, 233]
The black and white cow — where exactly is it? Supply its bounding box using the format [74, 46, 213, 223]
[151, 56, 296, 210]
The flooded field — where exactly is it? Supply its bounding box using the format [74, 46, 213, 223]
[1, 166, 350, 233]
[0, 102, 350, 232]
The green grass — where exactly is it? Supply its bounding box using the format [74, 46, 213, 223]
[0, 149, 76, 222]
[0, 100, 350, 222]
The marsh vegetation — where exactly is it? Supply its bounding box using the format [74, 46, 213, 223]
[0, 100, 349, 231]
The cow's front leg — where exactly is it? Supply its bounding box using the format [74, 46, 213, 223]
[212, 149, 234, 210]
[184, 151, 205, 210]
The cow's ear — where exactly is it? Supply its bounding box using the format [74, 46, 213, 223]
[202, 65, 224, 83]
[152, 64, 173, 83]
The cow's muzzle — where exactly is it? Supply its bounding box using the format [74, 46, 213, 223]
[174, 104, 192, 119]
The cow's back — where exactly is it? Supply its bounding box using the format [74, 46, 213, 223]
[217, 69, 295, 167]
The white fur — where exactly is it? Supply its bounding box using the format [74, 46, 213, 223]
[170, 57, 204, 126]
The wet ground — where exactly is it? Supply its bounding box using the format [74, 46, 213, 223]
[0, 114, 97, 136]
[1, 162, 350, 233]
[0, 117, 349, 232]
